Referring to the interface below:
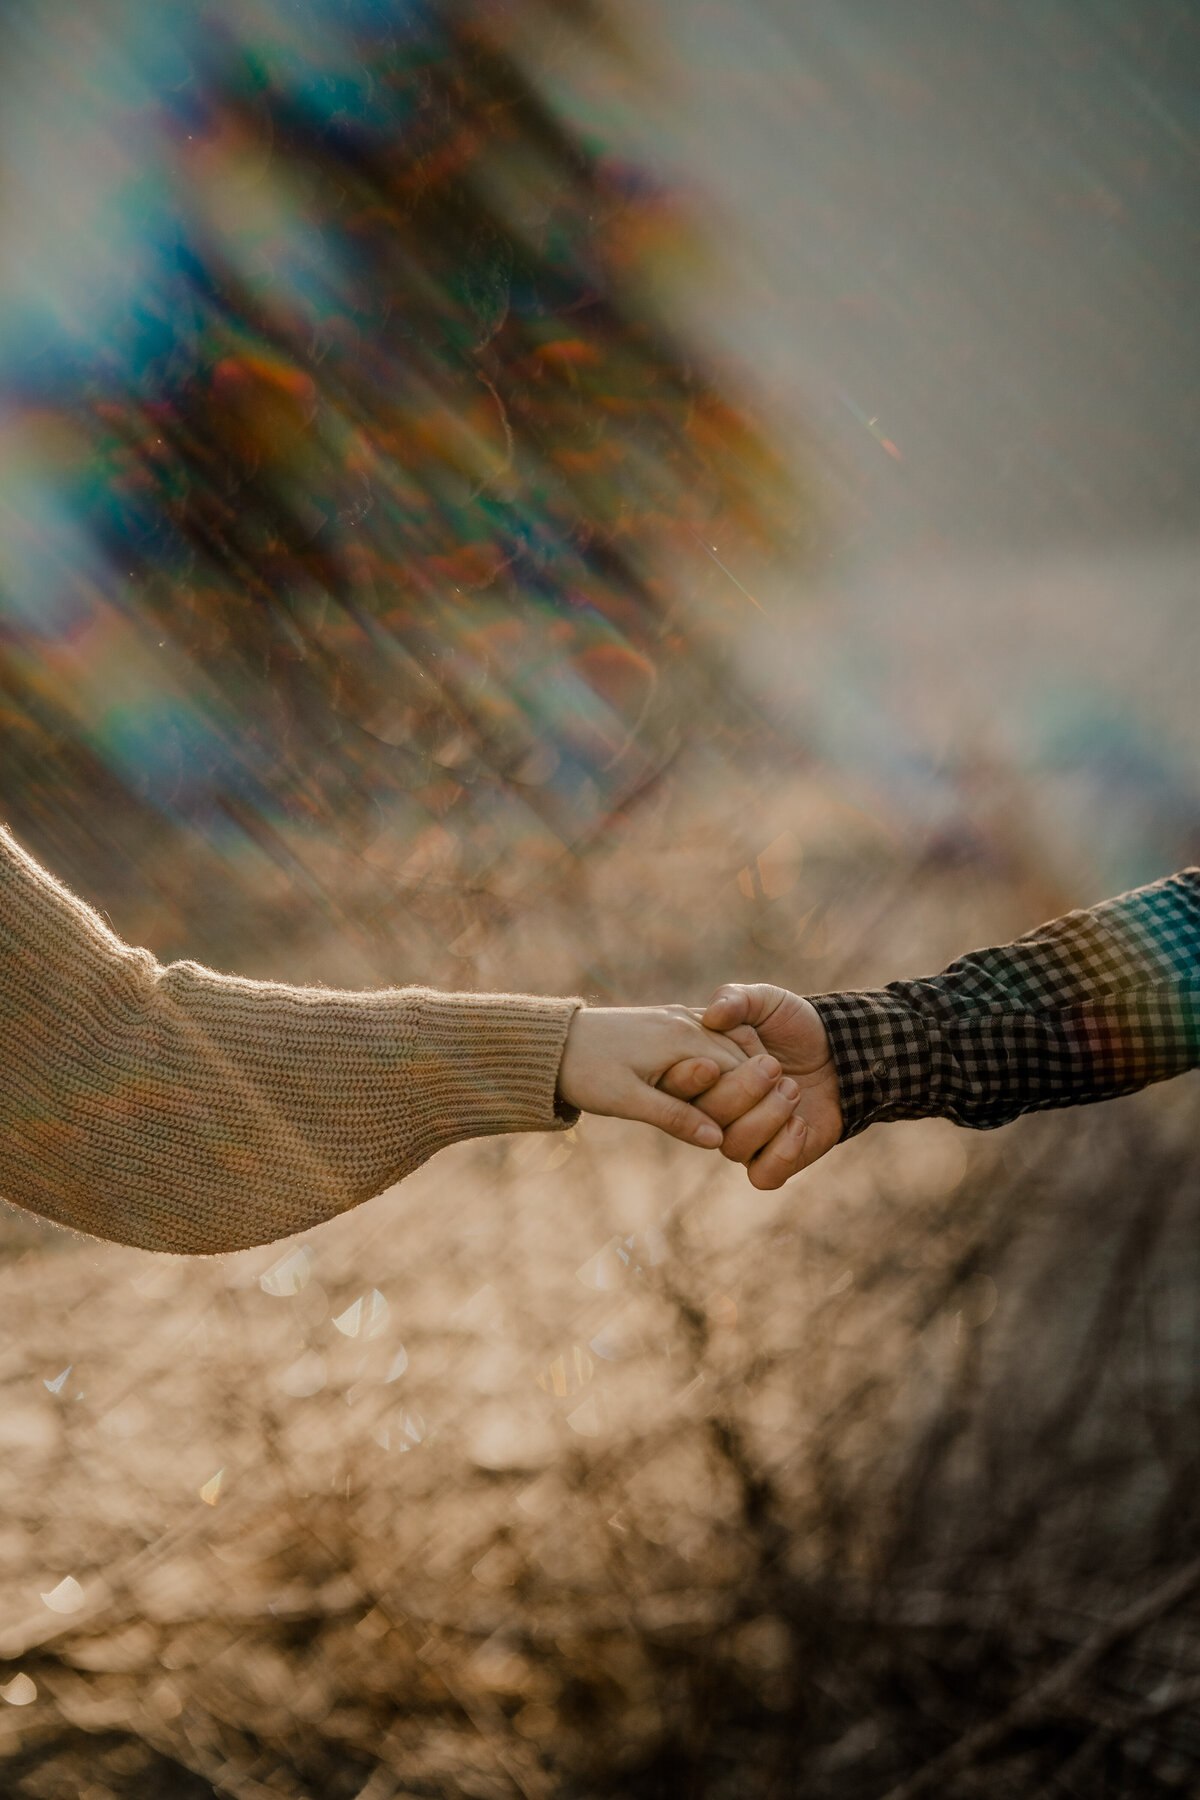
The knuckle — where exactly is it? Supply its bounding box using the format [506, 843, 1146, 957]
[720, 1130, 753, 1165]
[665, 1057, 699, 1090]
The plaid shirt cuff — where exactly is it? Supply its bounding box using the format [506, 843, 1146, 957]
[810, 868, 1200, 1139]
[807, 989, 938, 1137]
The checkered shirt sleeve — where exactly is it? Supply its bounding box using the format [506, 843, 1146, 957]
[809, 869, 1200, 1138]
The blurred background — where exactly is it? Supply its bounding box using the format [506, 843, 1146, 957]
[1, 1, 1199, 1795]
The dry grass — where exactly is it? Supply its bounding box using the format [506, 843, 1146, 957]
[2, 751, 1200, 1799]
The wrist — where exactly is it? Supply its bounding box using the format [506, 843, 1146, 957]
[807, 989, 934, 1138]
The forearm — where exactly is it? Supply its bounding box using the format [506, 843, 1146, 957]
[1, 828, 579, 1254]
[809, 870, 1200, 1136]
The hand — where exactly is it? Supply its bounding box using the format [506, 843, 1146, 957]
[659, 985, 842, 1188]
[557, 1005, 748, 1149]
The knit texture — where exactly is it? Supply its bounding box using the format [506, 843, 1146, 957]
[0, 827, 581, 1254]
[810, 869, 1200, 1138]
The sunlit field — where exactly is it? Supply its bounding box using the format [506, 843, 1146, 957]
[3, 0, 1200, 1794]
[4, 720, 1200, 1797]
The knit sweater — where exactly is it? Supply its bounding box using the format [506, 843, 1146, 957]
[0, 827, 581, 1254]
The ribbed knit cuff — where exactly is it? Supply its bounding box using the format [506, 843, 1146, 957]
[404, 990, 583, 1160]
[808, 989, 936, 1139]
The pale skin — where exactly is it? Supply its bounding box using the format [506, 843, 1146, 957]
[556, 986, 843, 1186]
[556, 1003, 752, 1149]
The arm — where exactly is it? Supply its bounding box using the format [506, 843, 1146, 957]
[662, 869, 1200, 1186]
[814, 868, 1200, 1136]
[0, 827, 741, 1254]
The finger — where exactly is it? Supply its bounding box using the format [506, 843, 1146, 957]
[700, 985, 751, 1031]
[719, 1078, 804, 1165]
[692, 1022, 749, 1070]
[701, 984, 786, 1035]
[656, 1056, 722, 1101]
[724, 1023, 766, 1058]
[746, 1111, 813, 1190]
[621, 1078, 724, 1149]
[661, 1010, 747, 1072]
[662, 1054, 780, 1123]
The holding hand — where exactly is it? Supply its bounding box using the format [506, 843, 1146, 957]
[557, 1005, 751, 1149]
[660, 985, 843, 1188]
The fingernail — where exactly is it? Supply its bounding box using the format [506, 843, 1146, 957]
[776, 1077, 799, 1102]
[758, 1056, 781, 1080]
[695, 1122, 722, 1148]
[789, 1110, 809, 1132]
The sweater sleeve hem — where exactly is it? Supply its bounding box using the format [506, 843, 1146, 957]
[399, 989, 583, 1163]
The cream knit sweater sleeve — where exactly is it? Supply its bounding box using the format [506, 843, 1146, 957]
[0, 826, 581, 1255]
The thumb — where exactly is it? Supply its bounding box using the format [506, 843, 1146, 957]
[620, 1078, 724, 1149]
[657, 1055, 721, 1101]
[702, 983, 786, 1034]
